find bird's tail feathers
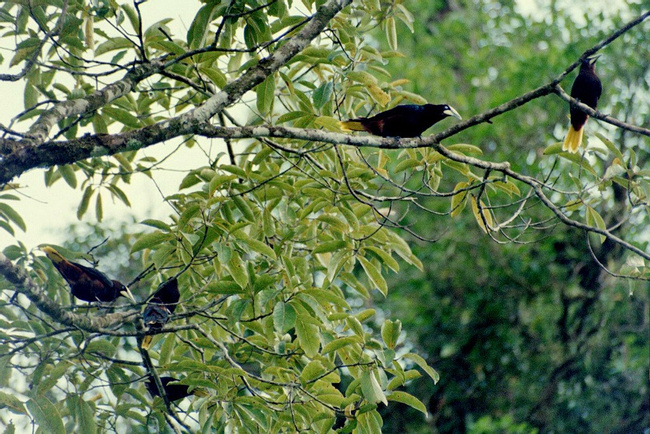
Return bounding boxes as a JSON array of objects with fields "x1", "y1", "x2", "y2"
[
  {"x1": 141, "y1": 335, "x2": 153, "y2": 350},
  {"x1": 339, "y1": 120, "x2": 365, "y2": 132},
  {"x1": 562, "y1": 125, "x2": 584, "y2": 153},
  {"x1": 42, "y1": 246, "x2": 66, "y2": 264}
]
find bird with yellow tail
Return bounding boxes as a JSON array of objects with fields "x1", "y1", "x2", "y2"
[
  {"x1": 141, "y1": 277, "x2": 180, "y2": 350},
  {"x1": 340, "y1": 103, "x2": 461, "y2": 138},
  {"x1": 563, "y1": 55, "x2": 602, "y2": 153}
]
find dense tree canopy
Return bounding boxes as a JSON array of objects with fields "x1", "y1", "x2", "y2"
[{"x1": 0, "y1": 0, "x2": 647, "y2": 432}]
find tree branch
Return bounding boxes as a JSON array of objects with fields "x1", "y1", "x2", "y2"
[
  {"x1": 553, "y1": 85, "x2": 650, "y2": 137},
  {"x1": 2, "y1": 4, "x2": 645, "y2": 186},
  {"x1": 0, "y1": 253, "x2": 139, "y2": 332}
]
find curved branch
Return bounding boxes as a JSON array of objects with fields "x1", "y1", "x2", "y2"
[
  {"x1": 25, "y1": 60, "x2": 165, "y2": 144},
  {"x1": 0, "y1": 0, "x2": 353, "y2": 180},
  {"x1": 1, "y1": 5, "x2": 645, "y2": 183},
  {"x1": 0, "y1": 253, "x2": 139, "y2": 332}
]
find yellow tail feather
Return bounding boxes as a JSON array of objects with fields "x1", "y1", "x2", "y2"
[
  {"x1": 42, "y1": 246, "x2": 65, "y2": 264},
  {"x1": 141, "y1": 335, "x2": 153, "y2": 350},
  {"x1": 562, "y1": 125, "x2": 584, "y2": 153},
  {"x1": 339, "y1": 120, "x2": 365, "y2": 132}
]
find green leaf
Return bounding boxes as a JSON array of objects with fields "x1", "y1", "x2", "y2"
[
  {"x1": 227, "y1": 251, "x2": 249, "y2": 288},
  {"x1": 313, "y1": 240, "x2": 349, "y2": 254},
  {"x1": 358, "y1": 256, "x2": 388, "y2": 296},
  {"x1": 394, "y1": 158, "x2": 422, "y2": 173},
  {"x1": 262, "y1": 206, "x2": 275, "y2": 237},
  {"x1": 295, "y1": 314, "x2": 320, "y2": 358},
  {"x1": 0, "y1": 203, "x2": 26, "y2": 232},
  {"x1": 317, "y1": 214, "x2": 348, "y2": 232},
  {"x1": 206, "y1": 280, "x2": 244, "y2": 295},
  {"x1": 357, "y1": 410, "x2": 383, "y2": 434},
  {"x1": 450, "y1": 182, "x2": 468, "y2": 217},
  {"x1": 385, "y1": 17, "x2": 398, "y2": 50},
  {"x1": 273, "y1": 301, "x2": 296, "y2": 334},
  {"x1": 95, "y1": 193, "x2": 103, "y2": 222},
  {"x1": 75, "y1": 397, "x2": 97, "y2": 434},
  {"x1": 364, "y1": 246, "x2": 399, "y2": 272},
  {"x1": 360, "y1": 370, "x2": 387, "y2": 406},
  {"x1": 542, "y1": 142, "x2": 563, "y2": 155},
  {"x1": 595, "y1": 132, "x2": 624, "y2": 161},
  {"x1": 447, "y1": 143, "x2": 483, "y2": 155},
  {"x1": 58, "y1": 165, "x2": 77, "y2": 189},
  {"x1": 103, "y1": 106, "x2": 140, "y2": 129},
  {"x1": 187, "y1": 3, "x2": 216, "y2": 49},
  {"x1": 26, "y1": 396, "x2": 65, "y2": 434},
  {"x1": 403, "y1": 353, "x2": 439, "y2": 384},
  {"x1": 322, "y1": 336, "x2": 361, "y2": 355},
  {"x1": 130, "y1": 231, "x2": 171, "y2": 253},
  {"x1": 0, "y1": 391, "x2": 26, "y2": 414},
  {"x1": 231, "y1": 195, "x2": 255, "y2": 222},
  {"x1": 346, "y1": 71, "x2": 378, "y2": 86},
  {"x1": 24, "y1": 83, "x2": 38, "y2": 109},
  {"x1": 140, "y1": 219, "x2": 171, "y2": 231},
  {"x1": 586, "y1": 206, "x2": 607, "y2": 243},
  {"x1": 94, "y1": 37, "x2": 132, "y2": 56},
  {"x1": 470, "y1": 195, "x2": 493, "y2": 233},
  {"x1": 256, "y1": 75, "x2": 276, "y2": 115},
  {"x1": 300, "y1": 360, "x2": 326, "y2": 385},
  {"x1": 36, "y1": 361, "x2": 70, "y2": 394},
  {"x1": 201, "y1": 66, "x2": 227, "y2": 89},
  {"x1": 277, "y1": 111, "x2": 312, "y2": 124},
  {"x1": 314, "y1": 115, "x2": 341, "y2": 131},
  {"x1": 313, "y1": 82, "x2": 333, "y2": 109},
  {"x1": 387, "y1": 391, "x2": 428, "y2": 416},
  {"x1": 235, "y1": 234, "x2": 276, "y2": 260},
  {"x1": 381, "y1": 319, "x2": 402, "y2": 350},
  {"x1": 77, "y1": 186, "x2": 94, "y2": 219}
]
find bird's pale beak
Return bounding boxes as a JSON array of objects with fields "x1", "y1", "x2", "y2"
[
  {"x1": 122, "y1": 286, "x2": 137, "y2": 303},
  {"x1": 444, "y1": 106, "x2": 462, "y2": 120},
  {"x1": 587, "y1": 54, "x2": 601, "y2": 65}
]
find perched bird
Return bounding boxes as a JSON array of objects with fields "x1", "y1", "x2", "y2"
[
  {"x1": 340, "y1": 104, "x2": 462, "y2": 138},
  {"x1": 145, "y1": 376, "x2": 204, "y2": 402},
  {"x1": 42, "y1": 246, "x2": 131, "y2": 303},
  {"x1": 141, "y1": 277, "x2": 180, "y2": 350},
  {"x1": 562, "y1": 55, "x2": 602, "y2": 153}
]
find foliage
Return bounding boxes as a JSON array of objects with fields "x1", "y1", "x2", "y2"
[{"x1": 0, "y1": 0, "x2": 647, "y2": 432}]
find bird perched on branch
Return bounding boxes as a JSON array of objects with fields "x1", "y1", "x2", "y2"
[
  {"x1": 145, "y1": 376, "x2": 207, "y2": 402},
  {"x1": 340, "y1": 104, "x2": 462, "y2": 138},
  {"x1": 563, "y1": 55, "x2": 602, "y2": 153},
  {"x1": 141, "y1": 277, "x2": 180, "y2": 350},
  {"x1": 42, "y1": 246, "x2": 132, "y2": 303}
]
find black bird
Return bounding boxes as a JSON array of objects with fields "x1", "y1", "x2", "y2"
[
  {"x1": 563, "y1": 55, "x2": 602, "y2": 153},
  {"x1": 340, "y1": 104, "x2": 462, "y2": 138},
  {"x1": 141, "y1": 277, "x2": 180, "y2": 349},
  {"x1": 145, "y1": 376, "x2": 204, "y2": 402},
  {"x1": 43, "y1": 246, "x2": 132, "y2": 303}
]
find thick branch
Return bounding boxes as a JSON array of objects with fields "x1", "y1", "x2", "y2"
[
  {"x1": 0, "y1": 253, "x2": 139, "y2": 332},
  {"x1": 2, "y1": 4, "x2": 645, "y2": 184},
  {"x1": 0, "y1": 0, "x2": 352, "y2": 182},
  {"x1": 26, "y1": 60, "x2": 165, "y2": 144}
]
